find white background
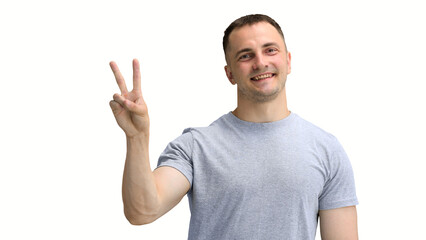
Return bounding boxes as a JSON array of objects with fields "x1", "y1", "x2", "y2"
[{"x1": 1, "y1": 0, "x2": 425, "y2": 239}]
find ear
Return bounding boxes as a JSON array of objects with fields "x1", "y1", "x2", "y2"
[
  {"x1": 224, "y1": 65, "x2": 236, "y2": 85},
  {"x1": 287, "y1": 51, "x2": 292, "y2": 74}
]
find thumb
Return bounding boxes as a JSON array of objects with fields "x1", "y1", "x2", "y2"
[{"x1": 122, "y1": 99, "x2": 144, "y2": 115}]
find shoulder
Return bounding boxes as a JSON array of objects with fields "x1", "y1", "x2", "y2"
[
  {"x1": 181, "y1": 113, "x2": 231, "y2": 138},
  {"x1": 292, "y1": 113, "x2": 344, "y2": 153}
]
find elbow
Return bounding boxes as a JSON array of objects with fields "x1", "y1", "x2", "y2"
[
  {"x1": 126, "y1": 214, "x2": 156, "y2": 225},
  {"x1": 124, "y1": 209, "x2": 159, "y2": 225},
  {"x1": 123, "y1": 197, "x2": 162, "y2": 225}
]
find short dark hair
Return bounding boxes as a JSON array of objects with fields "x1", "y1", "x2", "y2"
[{"x1": 223, "y1": 14, "x2": 287, "y2": 58}]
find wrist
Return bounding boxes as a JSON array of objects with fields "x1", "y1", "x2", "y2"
[{"x1": 126, "y1": 132, "x2": 149, "y2": 143}]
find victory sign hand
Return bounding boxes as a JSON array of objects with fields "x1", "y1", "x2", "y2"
[{"x1": 109, "y1": 59, "x2": 149, "y2": 138}]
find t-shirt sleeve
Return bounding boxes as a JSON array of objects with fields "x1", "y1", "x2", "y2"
[
  {"x1": 155, "y1": 129, "x2": 194, "y2": 187},
  {"x1": 319, "y1": 139, "x2": 359, "y2": 210}
]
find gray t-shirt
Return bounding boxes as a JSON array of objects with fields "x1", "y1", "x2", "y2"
[{"x1": 156, "y1": 112, "x2": 358, "y2": 240}]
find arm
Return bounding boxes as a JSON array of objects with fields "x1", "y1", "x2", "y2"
[
  {"x1": 110, "y1": 59, "x2": 190, "y2": 225},
  {"x1": 319, "y1": 206, "x2": 359, "y2": 240}
]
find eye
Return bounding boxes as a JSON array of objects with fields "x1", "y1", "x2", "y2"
[
  {"x1": 266, "y1": 48, "x2": 278, "y2": 55},
  {"x1": 238, "y1": 53, "x2": 252, "y2": 61}
]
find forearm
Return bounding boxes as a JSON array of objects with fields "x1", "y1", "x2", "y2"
[{"x1": 122, "y1": 133, "x2": 160, "y2": 224}]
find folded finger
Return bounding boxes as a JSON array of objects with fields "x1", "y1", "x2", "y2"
[
  {"x1": 113, "y1": 93, "x2": 126, "y2": 105},
  {"x1": 109, "y1": 100, "x2": 123, "y2": 115},
  {"x1": 113, "y1": 94, "x2": 143, "y2": 115}
]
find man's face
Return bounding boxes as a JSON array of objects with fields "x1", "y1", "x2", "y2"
[{"x1": 225, "y1": 22, "x2": 291, "y2": 103}]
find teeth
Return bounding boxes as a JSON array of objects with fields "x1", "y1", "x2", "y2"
[{"x1": 252, "y1": 73, "x2": 273, "y2": 81}]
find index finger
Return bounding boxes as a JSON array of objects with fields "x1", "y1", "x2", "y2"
[
  {"x1": 109, "y1": 61, "x2": 129, "y2": 94},
  {"x1": 132, "y1": 59, "x2": 141, "y2": 92}
]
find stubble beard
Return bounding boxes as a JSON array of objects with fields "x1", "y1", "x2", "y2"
[{"x1": 238, "y1": 76, "x2": 287, "y2": 103}]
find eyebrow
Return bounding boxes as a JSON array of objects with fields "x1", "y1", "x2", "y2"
[{"x1": 234, "y1": 42, "x2": 280, "y2": 59}]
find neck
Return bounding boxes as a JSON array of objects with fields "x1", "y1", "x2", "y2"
[{"x1": 233, "y1": 88, "x2": 290, "y2": 123}]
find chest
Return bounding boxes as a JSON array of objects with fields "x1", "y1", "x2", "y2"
[{"x1": 191, "y1": 138, "x2": 328, "y2": 202}]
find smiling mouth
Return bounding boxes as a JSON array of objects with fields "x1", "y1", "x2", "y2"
[{"x1": 250, "y1": 73, "x2": 276, "y2": 81}]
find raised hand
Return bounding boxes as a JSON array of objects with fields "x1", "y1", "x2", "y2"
[{"x1": 109, "y1": 59, "x2": 149, "y2": 138}]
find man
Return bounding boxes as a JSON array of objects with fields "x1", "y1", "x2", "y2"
[{"x1": 109, "y1": 14, "x2": 358, "y2": 240}]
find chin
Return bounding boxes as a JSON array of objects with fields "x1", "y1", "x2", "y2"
[{"x1": 249, "y1": 90, "x2": 281, "y2": 103}]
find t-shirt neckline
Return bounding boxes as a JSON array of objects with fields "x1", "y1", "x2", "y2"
[{"x1": 225, "y1": 111, "x2": 296, "y2": 130}]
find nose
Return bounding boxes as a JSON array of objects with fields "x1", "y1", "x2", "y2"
[{"x1": 252, "y1": 54, "x2": 268, "y2": 70}]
